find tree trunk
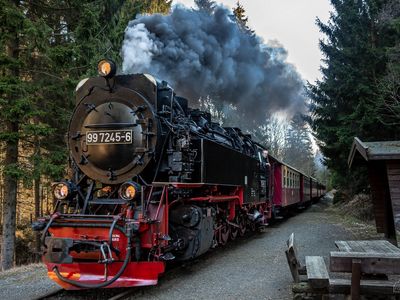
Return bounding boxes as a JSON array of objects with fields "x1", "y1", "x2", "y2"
[
  {"x1": 34, "y1": 135, "x2": 41, "y2": 262},
  {"x1": 1, "y1": 0, "x2": 20, "y2": 270},
  {"x1": 34, "y1": 177, "x2": 41, "y2": 261},
  {"x1": 1, "y1": 121, "x2": 19, "y2": 271}
]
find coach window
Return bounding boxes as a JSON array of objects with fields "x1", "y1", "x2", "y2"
[
  {"x1": 286, "y1": 169, "x2": 288, "y2": 188},
  {"x1": 287, "y1": 171, "x2": 290, "y2": 188},
  {"x1": 293, "y1": 173, "x2": 295, "y2": 188},
  {"x1": 285, "y1": 170, "x2": 288, "y2": 188},
  {"x1": 283, "y1": 169, "x2": 286, "y2": 188},
  {"x1": 285, "y1": 171, "x2": 288, "y2": 188},
  {"x1": 282, "y1": 169, "x2": 284, "y2": 188}
]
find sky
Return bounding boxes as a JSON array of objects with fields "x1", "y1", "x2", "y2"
[{"x1": 173, "y1": 0, "x2": 332, "y2": 84}]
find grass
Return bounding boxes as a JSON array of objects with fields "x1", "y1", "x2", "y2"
[{"x1": 325, "y1": 192, "x2": 388, "y2": 240}]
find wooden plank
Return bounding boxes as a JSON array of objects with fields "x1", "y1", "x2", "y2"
[
  {"x1": 347, "y1": 241, "x2": 367, "y2": 252},
  {"x1": 335, "y1": 241, "x2": 352, "y2": 252},
  {"x1": 285, "y1": 233, "x2": 301, "y2": 283},
  {"x1": 341, "y1": 240, "x2": 399, "y2": 253},
  {"x1": 285, "y1": 250, "x2": 299, "y2": 283},
  {"x1": 387, "y1": 161, "x2": 400, "y2": 242},
  {"x1": 329, "y1": 278, "x2": 400, "y2": 295},
  {"x1": 363, "y1": 240, "x2": 400, "y2": 253},
  {"x1": 305, "y1": 256, "x2": 329, "y2": 289},
  {"x1": 330, "y1": 251, "x2": 400, "y2": 274}
]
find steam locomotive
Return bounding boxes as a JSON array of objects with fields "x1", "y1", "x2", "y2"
[{"x1": 34, "y1": 59, "x2": 326, "y2": 289}]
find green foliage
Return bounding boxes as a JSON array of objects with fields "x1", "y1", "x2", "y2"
[
  {"x1": 0, "y1": 0, "x2": 173, "y2": 183},
  {"x1": 308, "y1": 0, "x2": 400, "y2": 191},
  {"x1": 232, "y1": 1, "x2": 253, "y2": 34}
]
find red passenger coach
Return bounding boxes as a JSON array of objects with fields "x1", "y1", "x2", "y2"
[
  {"x1": 311, "y1": 178, "x2": 316, "y2": 200},
  {"x1": 268, "y1": 154, "x2": 325, "y2": 217},
  {"x1": 302, "y1": 175, "x2": 312, "y2": 205},
  {"x1": 269, "y1": 157, "x2": 302, "y2": 215}
]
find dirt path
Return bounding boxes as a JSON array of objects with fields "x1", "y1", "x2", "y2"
[{"x1": 0, "y1": 194, "x2": 366, "y2": 300}]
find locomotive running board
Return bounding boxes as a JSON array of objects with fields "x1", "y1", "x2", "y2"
[{"x1": 46, "y1": 261, "x2": 165, "y2": 290}]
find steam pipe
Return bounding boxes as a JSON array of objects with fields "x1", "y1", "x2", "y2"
[{"x1": 40, "y1": 213, "x2": 60, "y2": 247}]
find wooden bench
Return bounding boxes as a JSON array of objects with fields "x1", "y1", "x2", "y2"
[
  {"x1": 285, "y1": 233, "x2": 306, "y2": 283},
  {"x1": 330, "y1": 240, "x2": 400, "y2": 300},
  {"x1": 286, "y1": 236, "x2": 400, "y2": 299},
  {"x1": 286, "y1": 233, "x2": 331, "y2": 300}
]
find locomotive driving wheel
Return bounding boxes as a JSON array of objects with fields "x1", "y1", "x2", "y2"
[
  {"x1": 249, "y1": 221, "x2": 256, "y2": 232},
  {"x1": 238, "y1": 215, "x2": 246, "y2": 236},
  {"x1": 229, "y1": 217, "x2": 239, "y2": 240},
  {"x1": 229, "y1": 224, "x2": 238, "y2": 240},
  {"x1": 218, "y1": 222, "x2": 230, "y2": 245}
]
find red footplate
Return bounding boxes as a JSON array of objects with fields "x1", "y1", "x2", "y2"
[{"x1": 46, "y1": 262, "x2": 165, "y2": 290}]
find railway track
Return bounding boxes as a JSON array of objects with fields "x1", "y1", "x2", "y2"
[
  {"x1": 35, "y1": 287, "x2": 138, "y2": 300},
  {"x1": 33, "y1": 288, "x2": 64, "y2": 300}
]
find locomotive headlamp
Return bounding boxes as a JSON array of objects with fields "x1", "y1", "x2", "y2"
[
  {"x1": 97, "y1": 59, "x2": 116, "y2": 78},
  {"x1": 118, "y1": 181, "x2": 141, "y2": 201},
  {"x1": 53, "y1": 181, "x2": 76, "y2": 200}
]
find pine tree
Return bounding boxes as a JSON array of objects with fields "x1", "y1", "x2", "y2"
[
  {"x1": 0, "y1": 0, "x2": 49, "y2": 270},
  {"x1": 143, "y1": 0, "x2": 171, "y2": 14},
  {"x1": 195, "y1": 0, "x2": 216, "y2": 14},
  {"x1": 232, "y1": 1, "x2": 253, "y2": 34},
  {"x1": 308, "y1": 0, "x2": 395, "y2": 191}
]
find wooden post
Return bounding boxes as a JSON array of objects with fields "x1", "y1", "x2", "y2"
[
  {"x1": 351, "y1": 259, "x2": 361, "y2": 300},
  {"x1": 368, "y1": 162, "x2": 397, "y2": 244},
  {"x1": 386, "y1": 161, "x2": 400, "y2": 245}
]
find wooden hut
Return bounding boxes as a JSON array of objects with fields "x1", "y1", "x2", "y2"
[{"x1": 348, "y1": 137, "x2": 400, "y2": 245}]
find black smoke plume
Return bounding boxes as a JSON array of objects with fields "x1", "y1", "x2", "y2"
[{"x1": 122, "y1": 5, "x2": 305, "y2": 122}]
